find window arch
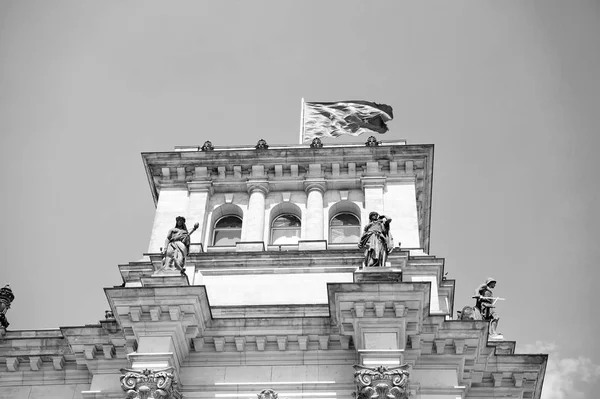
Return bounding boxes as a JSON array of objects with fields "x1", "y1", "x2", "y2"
[
  {"x1": 209, "y1": 203, "x2": 244, "y2": 247},
  {"x1": 328, "y1": 200, "x2": 362, "y2": 244},
  {"x1": 271, "y1": 214, "x2": 301, "y2": 245},
  {"x1": 329, "y1": 213, "x2": 361, "y2": 243},
  {"x1": 212, "y1": 215, "x2": 242, "y2": 246}
]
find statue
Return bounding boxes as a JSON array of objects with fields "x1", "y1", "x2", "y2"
[
  {"x1": 358, "y1": 212, "x2": 394, "y2": 267},
  {"x1": 0, "y1": 284, "x2": 15, "y2": 331},
  {"x1": 160, "y1": 216, "x2": 199, "y2": 274},
  {"x1": 457, "y1": 277, "x2": 504, "y2": 338},
  {"x1": 354, "y1": 364, "x2": 410, "y2": 399}
]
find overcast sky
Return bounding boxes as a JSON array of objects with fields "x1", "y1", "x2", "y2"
[{"x1": 1, "y1": 1, "x2": 599, "y2": 398}]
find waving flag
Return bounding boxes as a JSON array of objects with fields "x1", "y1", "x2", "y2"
[{"x1": 301, "y1": 100, "x2": 393, "y2": 143}]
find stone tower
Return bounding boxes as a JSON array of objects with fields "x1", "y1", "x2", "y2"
[{"x1": 0, "y1": 138, "x2": 547, "y2": 399}]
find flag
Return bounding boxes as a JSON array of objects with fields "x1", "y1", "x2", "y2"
[{"x1": 302, "y1": 101, "x2": 393, "y2": 143}]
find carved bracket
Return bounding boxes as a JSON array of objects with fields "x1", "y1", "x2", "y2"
[
  {"x1": 120, "y1": 367, "x2": 181, "y2": 399},
  {"x1": 353, "y1": 365, "x2": 410, "y2": 399}
]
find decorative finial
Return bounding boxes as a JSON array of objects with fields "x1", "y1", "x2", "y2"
[
  {"x1": 201, "y1": 140, "x2": 214, "y2": 151},
  {"x1": 365, "y1": 136, "x2": 380, "y2": 147},
  {"x1": 105, "y1": 310, "x2": 115, "y2": 320},
  {"x1": 255, "y1": 139, "x2": 269, "y2": 150},
  {"x1": 310, "y1": 138, "x2": 323, "y2": 148}
]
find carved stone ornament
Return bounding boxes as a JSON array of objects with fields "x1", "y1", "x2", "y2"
[
  {"x1": 353, "y1": 365, "x2": 410, "y2": 399},
  {"x1": 365, "y1": 136, "x2": 380, "y2": 147},
  {"x1": 201, "y1": 140, "x2": 214, "y2": 151},
  {"x1": 257, "y1": 389, "x2": 279, "y2": 399},
  {"x1": 105, "y1": 310, "x2": 115, "y2": 320},
  {"x1": 0, "y1": 284, "x2": 15, "y2": 329},
  {"x1": 255, "y1": 138, "x2": 269, "y2": 150},
  {"x1": 310, "y1": 137, "x2": 323, "y2": 148},
  {"x1": 120, "y1": 368, "x2": 182, "y2": 399}
]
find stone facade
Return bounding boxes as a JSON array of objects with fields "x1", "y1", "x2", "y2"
[{"x1": 0, "y1": 140, "x2": 547, "y2": 399}]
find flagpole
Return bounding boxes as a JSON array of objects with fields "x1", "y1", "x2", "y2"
[{"x1": 299, "y1": 97, "x2": 305, "y2": 144}]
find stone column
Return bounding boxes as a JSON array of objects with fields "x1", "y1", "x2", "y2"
[
  {"x1": 242, "y1": 181, "x2": 269, "y2": 242},
  {"x1": 304, "y1": 180, "x2": 326, "y2": 240}
]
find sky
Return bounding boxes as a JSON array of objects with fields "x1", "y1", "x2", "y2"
[{"x1": 1, "y1": 1, "x2": 599, "y2": 398}]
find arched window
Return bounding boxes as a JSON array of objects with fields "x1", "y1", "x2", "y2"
[
  {"x1": 329, "y1": 213, "x2": 360, "y2": 243},
  {"x1": 271, "y1": 214, "x2": 301, "y2": 245},
  {"x1": 212, "y1": 215, "x2": 242, "y2": 246}
]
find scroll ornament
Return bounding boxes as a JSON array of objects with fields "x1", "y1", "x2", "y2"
[
  {"x1": 354, "y1": 365, "x2": 410, "y2": 399},
  {"x1": 120, "y1": 368, "x2": 181, "y2": 399}
]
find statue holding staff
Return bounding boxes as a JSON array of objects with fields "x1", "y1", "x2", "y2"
[
  {"x1": 358, "y1": 211, "x2": 394, "y2": 267},
  {"x1": 160, "y1": 216, "x2": 199, "y2": 274}
]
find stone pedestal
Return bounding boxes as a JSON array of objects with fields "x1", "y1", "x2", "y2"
[{"x1": 354, "y1": 267, "x2": 403, "y2": 283}]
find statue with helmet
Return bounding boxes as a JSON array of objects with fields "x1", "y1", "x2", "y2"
[{"x1": 457, "y1": 277, "x2": 504, "y2": 339}]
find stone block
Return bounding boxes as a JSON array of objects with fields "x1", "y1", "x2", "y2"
[
  {"x1": 374, "y1": 302, "x2": 385, "y2": 317},
  {"x1": 340, "y1": 335, "x2": 350, "y2": 350},
  {"x1": 297, "y1": 335, "x2": 308, "y2": 350},
  {"x1": 149, "y1": 306, "x2": 162, "y2": 321},
  {"x1": 256, "y1": 336, "x2": 266, "y2": 351},
  {"x1": 235, "y1": 337, "x2": 246, "y2": 352},
  {"x1": 277, "y1": 336, "x2": 287, "y2": 351},
  {"x1": 236, "y1": 241, "x2": 265, "y2": 252},
  {"x1": 6, "y1": 357, "x2": 20, "y2": 371},
  {"x1": 84, "y1": 345, "x2": 97, "y2": 360},
  {"x1": 193, "y1": 337, "x2": 205, "y2": 351},
  {"x1": 29, "y1": 356, "x2": 42, "y2": 371},
  {"x1": 214, "y1": 337, "x2": 225, "y2": 352},
  {"x1": 434, "y1": 339, "x2": 446, "y2": 354},
  {"x1": 492, "y1": 372, "x2": 504, "y2": 387},
  {"x1": 454, "y1": 339, "x2": 465, "y2": 355},
  {"x1": 52, "y1": 356, "x2": 65, "y2": 370},
  {"x1": 298, "y1": 240, "x2": 327, "y2": 251},
  {"x1": 354, "y1": 302, "x2": 366, "y2": 317},
  {"x1": 169, "y1": 306, "x2": 182, "y2": 321},
  {"x1": 319, "y1": 335, "x2": 329, "y2": 350},
  {"x1": 354, "y1": 267, "x2": 402, "y2": 283}
]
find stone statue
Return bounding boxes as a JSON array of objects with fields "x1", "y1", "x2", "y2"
[
  {"x1": 160, "y1": 216, "x2": 199, "y2": 274},
  {"x1": 457, "y1": 277, "x2": 503, "y2": 338},
  {"x1": 354, "y1": 364, "x2": 410, "y2": 399},
  {"x1": 358, "y1": 212, "x2": 394, "y2": 267},
  {"x1": 474, "y1": 277, "x2": 501, "y2": 337},
  {"x1": 0, "y1": 284, "x2": 15, "y2": 331}
]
